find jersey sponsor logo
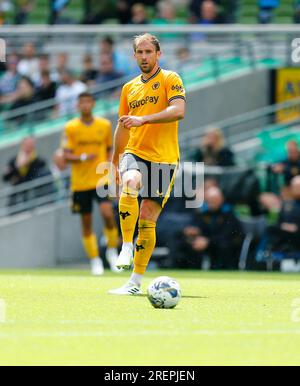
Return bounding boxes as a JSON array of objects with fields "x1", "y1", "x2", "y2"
[
  {"x1": 172, "y1": 84, "x2": 185, "y2": 93},
  {"x1": 152, "y1": 82, "x2": 160, "y2": 90},
  {"x1": 129, "y1": 96, "x2": 160, "y2": 109},
  {"x1": 78, "y1": 140, "x2": 102, "y2": 146}
]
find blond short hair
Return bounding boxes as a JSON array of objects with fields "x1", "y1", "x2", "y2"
[{"x1": 133, "y1": 33, "x2": 161, "y2": 52}]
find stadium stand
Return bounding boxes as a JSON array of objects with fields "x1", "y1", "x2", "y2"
[
  {"x1": 1, "y1": 25, "x2": 300, "y2": 272},
  {"x1": 0, "y1": 0, "x2": 299, "y2": 25}
]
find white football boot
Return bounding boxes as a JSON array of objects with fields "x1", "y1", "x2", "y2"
[
  {"x1": 108, "y1": 281, "x2": 141, "y2": 296},
  {"x1": 106, "y1": 248, "x2": 122, "y2": 273},
  {"x1": 90, "y1": 257, "x2": 104, "y2": 276},
  {"x1": 115, "y1": 243, "x2": 134, "y2": 270}
]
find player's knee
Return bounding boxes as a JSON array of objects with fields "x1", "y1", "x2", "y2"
[
  {"x1": 82, "y1": 227, "x2": 93, "y2": 238},
  {"x1": 81, "y1": 217, "x2": 93, "y2": 237},
  {"x1": 139, "y1": 200, "x2": 161, "y2": 222},
  {"x1": 122, "y1": 171, "x2": 141, "y2": 191},
  {"x1": 102, "y1": 210, "x2": 115, "y2": 228}
]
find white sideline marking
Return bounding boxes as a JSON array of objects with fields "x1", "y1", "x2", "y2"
[{"x1": 0, "y1": 330, "x2": 300, "y2": 339}]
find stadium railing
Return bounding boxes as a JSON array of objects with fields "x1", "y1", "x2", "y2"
[
  {"x1": 0, "y1": 171, "x2": 70, "y2": 218},
  {"x1": 181, "y1": 96, "x2": 300, "y2": 164},
  {"x1": 0, "y1": 58, "x2": 283, "y2": 145},
  {"x1": 1, "y1": 25, "x2": 298, "y2": 145},
  {"x1": 2, "y1": 96, "x2": 300, "y2": 219}
]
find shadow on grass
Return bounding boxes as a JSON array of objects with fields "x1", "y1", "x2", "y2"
[{"x1": 139, "y1": 294, "x2": 208, "y2": 300}]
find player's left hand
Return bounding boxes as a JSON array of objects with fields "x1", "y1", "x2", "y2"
[{"x1": 119, "y1": 115, "x2": 146, "y2": 129}]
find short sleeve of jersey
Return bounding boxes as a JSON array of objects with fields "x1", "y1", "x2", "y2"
[
  {"x1": 119, "y1": 85, "x2": 129, "y2": 117},
  {"x1": 62, "y1": 123, "x2": 75, "y2": 151},
  {"x1": 166, "y1": 72, "x2": 186, "y2": 105}
]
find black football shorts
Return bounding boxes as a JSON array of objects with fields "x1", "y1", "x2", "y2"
[{"x1": 119, "y1": 153, "x2": 178, "y2": 208}]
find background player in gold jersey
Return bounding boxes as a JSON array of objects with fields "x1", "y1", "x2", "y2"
[
  {"x1": 109, "y1": 34, "x2": 186, "y2": 295},
  {"x1": 63, "y1": 93, "x2": 120, "y2": 276}
]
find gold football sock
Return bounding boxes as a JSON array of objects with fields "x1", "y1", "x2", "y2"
[
  {"x1": 104, "y1": 226, "x2": 119, "y2": 249},
  {"x1": 82, "y1": 233, "x2": 99, "y2": 260},
  {"x1": 119, "y1": 186, "x2": 139, "y2": 243},
  {"x1": 133, "y1": 220, "x2": 157, "y2": 275}
]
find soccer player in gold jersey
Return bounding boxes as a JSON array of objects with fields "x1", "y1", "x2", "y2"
[
  {"x1": 63, "y1": 92, "x2": 120, "y2": 276},
  {"x1": 109, "y1": 34, "x2": 186, "y2": 295}
]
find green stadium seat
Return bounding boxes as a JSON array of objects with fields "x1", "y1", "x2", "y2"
[
  {"x1": 238, "y1": 16, "x2": 259, "y2": 23},
  {"x1": 239, "y1": 0, "x2": 258, "y2": 4},
  {"x1": 273, "y1": 15, "x2": 294, "y2": 23}
]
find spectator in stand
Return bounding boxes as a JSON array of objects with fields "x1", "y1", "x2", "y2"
[
  {"x1": 258, "y1": 0, "x2": 279, "y2": 24},
  {"x1": 0, "y1": 0, "x2": 13, "y2": 25},
  {"x1": 189, "y1": 0, "x2": 202, "y2": 21},
  {"x1": 15, "y1": 0, "x2": 34, "y2": 24},
  {"x1": 33, "y1": 54, "x2": 55, "y2": 86},
  {"x1": 38, "y1": 54, "x2": 51, "y2": 72},
  {"x1": 96, "y1": 54, "x2": 123, "y2": 84},
  {"x1": 189, "y1": 0, "x2": 223, "y2": 41},
  {"x1": 192, "y1": 127, "x2": 235, "y2": 167},
  {"x1": 55, "y1": 70, "x2": 87, "y2": 117},
  {"x1": 261, "y1": 176, "x2": 300, "y2": 255},
  {"x1": 17, "y1": 43, "x2": 40, "y2": 81},
  {"x1": 49, "y1": 0, "x2": 71, "y2": 24},
  {"x1": 176, "y1": 47, "x2": 191, "y2": 65},
  {"x1": 152, "y1": 0, "x2": 187, "y2": 40},
  {"x1": 198, "y1": 0, "x2": 223, "y2": 24},
  {"x1": 0, "y1": 54, "x2": 21, "y2": 105},
  {"x1": 116, "y1": 0, "x2": 132, "y2": 24},
  {"x1": 34, "y1": 70, "x2": 57, "y2": 120},
  {"x1": 80, "y1": 54, "x2": 98, "y2": 87},
  {"x1": 115, "y1": 0, "x2": 159, "y2": 24},
  {"x1": 35, "y1": 70, "x2": 57, "y2": 114},
  {"x1": 4, "y1": 76, "x2": 36, "y2": 124},
  {"x1": 153, "y1": 0, "x2": 186, "y2": 31},
  {"x1": 52, "y1": 52, "x2": 70, "y2": 83},
  {"x1": 271, "y1": 141, "x2": 300, "y2": 188},
  {"x1": 295, "y1": 1, "x2": 300, "y2": 23},
  {"x1": 99, "y1": 36, "x2": 130, "y2": 76},
  {"x1": 2, "y1": 137, "x2": 50, "y2": 207},
  {"x1": 175, "y1": 47, "x2": 192, "y2": 76},
  {"x1": 83, "y1": 0, "x2": 116, "y2": 24},
  {"x1": 130, "y1": 3, "x2": 149, "y2": 24},
  {"x1": 95, "y1": 54, "x2": 123, "y2": 97},
  {"x1": 179, "y1": 187, "x2": 244, "y2": 270}
]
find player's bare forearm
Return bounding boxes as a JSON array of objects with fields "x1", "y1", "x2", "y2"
[
  {"x1": 63, "y1": 150, "x2": 81, "y2": 163},
  {"x1": 120, "y1": 99, "x2": 186, "y2": 128},
  {"x1": 63, "y1": 149, "x2": 96, "y2": 163},
  {"x1": 112, "y1": 122, "x2": 130, "y2": 166},
  {"x1": 107, "y1": 148, "x2": 113, "y2": 162},
  {"x1": 145, "y1": 99, "x2": 186, "y2": 124}
]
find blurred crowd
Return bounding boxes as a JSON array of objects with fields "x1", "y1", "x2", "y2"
[
  {"x1": 1, "y1": 0, "x2": 299, "y2": 26},
  {"x1": 0, "y1": 37, "x2": 196, "y2": 123},
  {"x1": 0, "y1": 38, "x2": 129, "y2": 121},
  {"x1": 0, "y1": 1, "x2": 227, "y2": 25},
  {"x1": 3, "y1": 129, "x2": 300, "y2": 272},
  {"x1": 156, "y1": 129, "x2": 300, "y2": 272}
]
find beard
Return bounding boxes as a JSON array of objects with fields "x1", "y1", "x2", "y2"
[{"x1": 139, "y1": 63, "x2": 154, "y2": 73}]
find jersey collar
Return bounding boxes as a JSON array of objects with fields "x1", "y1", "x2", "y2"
[{"x1": 141, "y1": 67, "x2": 161, "y2": 84}]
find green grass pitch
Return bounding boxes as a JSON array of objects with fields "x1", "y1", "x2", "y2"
[{"x1": 0, "y1": 269, "x2": 300, "y2": 366}]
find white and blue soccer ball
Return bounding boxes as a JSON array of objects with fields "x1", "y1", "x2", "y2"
[{"x1": 147, "y1": 276, "x2": 181, "y2": 309}]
